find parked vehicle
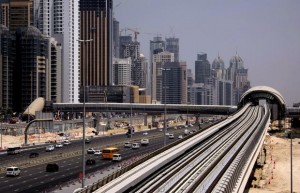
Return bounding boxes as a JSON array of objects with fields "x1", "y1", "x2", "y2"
[
  {"x1": 184, "y1": 129, "x2": 190, "y2": 135},
  {"x1": 45, "y1": 145, "x2": 55, "y2": 152},
  {"x1": 6, "y1": 167, "x2": 21, "y2": 176},
  {"x1": 46, "y1": 163, "x2": 59, "y2": 172},
  {"x1": 112, "y1": 154, "x2": 122, "y2": 161},
  {"x1": 132, "y1": 143, "x2": 140, "y2": 149},
  {"x1": 85, "y1": 138, "x2": 91, "y2": 144},
  {"x1": 124, "y1": 142, "x2": 132, "y2": 148},
  {"x1": 29, "y1": 152, "x2": 39, "y2": 158},
  {"x1": 178, "y1": 135, "x2": 183, "y2": 139},
  {"x1": 141, "y1": 138, "x2": 149, "y2": 146},
  {"x1": 143, "y1": 132, "x2": 148, "y2": 135}
]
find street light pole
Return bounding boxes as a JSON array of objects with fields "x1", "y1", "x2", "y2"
[
  {"x1": 162, "y1": 68, "x2": 170, "y2": 147},
  {"x1": 77, "y1": 39, "x2": 93, "y2": 188}
]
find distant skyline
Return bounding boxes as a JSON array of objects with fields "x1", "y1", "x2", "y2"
[{"x1": 114, "y1": 0, "x2": 300, "y2": 106}]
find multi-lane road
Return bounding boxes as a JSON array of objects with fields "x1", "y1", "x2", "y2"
[{"x1": 0, "y1": 125, "x2": 200, "y2": 193}]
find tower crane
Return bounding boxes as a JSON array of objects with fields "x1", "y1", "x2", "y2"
[{"x1": 126, "y1": 28, "x2": 140, "y2": 42}]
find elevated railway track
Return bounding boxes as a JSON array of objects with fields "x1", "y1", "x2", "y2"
[{"x1": 82, "y1": 103, "x2": 270, "y2": 193}]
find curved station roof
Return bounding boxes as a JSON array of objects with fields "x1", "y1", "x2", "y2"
[{"x1": 239, "y1": 86, "x2": 286, "y2": 118}]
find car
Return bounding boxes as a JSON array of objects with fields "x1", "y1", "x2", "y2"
[
  {"x1": 46, "y1": 163, "x2": 59, "y2": 172},
  {"x1": 85, "y1": 138, "x2": 91, "y2": 144},
  {"x1": 86, "y1": 158, "x2": 96, "y2": 165},
  {"x1": 184, "y1": 129, "x2": 190, "y2": 135},
  {"x1": 29, "y1": 152, "x2": 39, "y2": 158},
  {"x1": 6, "y1": 167, "x2": 21, "y2": 176},
  {"x1": 165, "y1": 132, "x2": 170, "y2": 136},
  {"x1": 112, "y1": 154, "x2": 122, "y2": 161},
  {"x1": 184, "y1": 125, "x2": 188, "y2": 128},
  {"x1": 124, "y1": 142, "x2": 132, "y2": 148},
  {"x1": 94, "y1": 150, "x2": 102, "y2": 156},
  {"x1": 141, "y1": 138, "x2": 149, "y2": 146},
  {"x1": 55, "y1": 143, "x2": 63, "y2": 148},
  {"x1": 168, "y1": 134, "x2": 174, "y2": 139},
  {"x1": 63, "y1": 140, "x2": 71, "y2": 145},
  {"x1": 188, "y1": 124, "x2": 193, "y2": 127},
  {"x1": 132, "y1": 143, "x2": 140, "y2": 149},
  {"x1": 45, "y1": 145, "x2": 55, "y2": 152},
  {"x1": 178, "y1": 135, "x2": 183, "y2": 139},
  {"x1": 143, "y1": 132, "x2": 148, "y2": 135},
  {"x1": 87, "y1": 148, "x2": 95, "y2": 154}
]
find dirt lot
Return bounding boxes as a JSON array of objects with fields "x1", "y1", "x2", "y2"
[{"x1": 248, "y1": 133, "x2": 300, "y2": 193}]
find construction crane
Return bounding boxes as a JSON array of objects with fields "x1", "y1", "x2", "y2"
[{"x1": 126, "y1": 28, "x2": 140, "y2": 42}]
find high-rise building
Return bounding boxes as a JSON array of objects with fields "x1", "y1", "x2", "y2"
[
  {"x1": 0, "y1": 0, "x2": 34, "y2": 31},
  {"x1": 227, "y1": 53, "x2": 250, "y2": 104},
  {"x1": 112, "y1": 57, "x2": 131, "y2": 86},
  {"x1": 165, "y1": 37, "x2": 179, "y2": 62},
  {"x1": 113, "y1": 18, "x2": 119, "y2": 58},
  {"x1": 211, "y1": 54, "x2": 233, "y2": 105},
  {"x1": 162, "y1": 61, "x2": 187, "y2": 104},
  {"x1": 152, "y1": 51, "x2": 174, "y2": 103},
  {"x1": 79, "y1": 0, "x2": 113, "y2": 102},
  {"x1": 148, "y1": 36, "x2": 165, "y2": 96},
  {"x1": 195, "y1": 52, "x2": 211, "y2": 84},
  {"x1": 0, "y1": 25, "x2": 14, "y2": 110},
  {"x1": 34, "y1": 0, "x2": 80, "y2": 103}
]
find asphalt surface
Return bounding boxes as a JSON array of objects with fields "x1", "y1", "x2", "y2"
[{"x1": 0, "y1": 125, "x2": 196, "y2": 193}]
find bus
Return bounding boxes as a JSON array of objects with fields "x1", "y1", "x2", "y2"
[
  {"x1": 7, "y1": 147, "x2": 21, "y2": 155},
  {"x1": 101, "y1": 147, "x2": 119, "y2": 159}
]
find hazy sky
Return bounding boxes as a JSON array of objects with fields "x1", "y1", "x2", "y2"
[{"x1": 114, "y1": 0, "x2": 300, "y2": 106}]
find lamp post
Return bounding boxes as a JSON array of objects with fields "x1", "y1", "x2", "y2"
[
  {"x1": 162, "y1": 68, "x2": 170, "y2": 146},
  {"x1": 77, "y1": 38, "x2": 93, "y2": 188}
]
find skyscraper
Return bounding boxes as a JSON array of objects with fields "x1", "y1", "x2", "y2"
[
  {"x1": 195, "y1": 53, "x2": 211, "y2": 84},
  {"x1": 148, "y1": 36, "x2": 165, "y2": 96},
  {"x1": 165, "y1": 37, "x2": 179, "y2": 62},
  {"x1": 79, "y1": 0, "x2": 113, "y2": 102},
  {"x1": 227, "y1": 53, "x2": 250, "y2": 104},
  {"x1": 34, "y1": 0, "x2": 80, "y2": 103},
  {"x1": 152, "y1": 51, "x2": 174, "y2": 103}
]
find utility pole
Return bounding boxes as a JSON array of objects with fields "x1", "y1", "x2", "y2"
[{"x1": 77, "y1": 38, "x2": 93, "y2": 188}]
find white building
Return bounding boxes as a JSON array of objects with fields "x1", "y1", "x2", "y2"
[
  {"x1": 113, "y1": 58, "x2": 132, "y2": 86},
  {"x1": 35, "y1": 0, "x2": 80, "y2": 103}
]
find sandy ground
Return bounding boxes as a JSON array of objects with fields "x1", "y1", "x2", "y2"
[
  {"x1": 248, "y1": 135, "x2": 300, "y2": 193},
  {"x1": 1, "y1": 125, "x2": 299, "y2": 193}
]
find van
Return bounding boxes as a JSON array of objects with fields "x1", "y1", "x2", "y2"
[
  {"x1": 112, "y1": 154, "x2": 122, "y2": 161},
  {"x1": 6, "y1": 167, "x2": 21, "y2": 176}
]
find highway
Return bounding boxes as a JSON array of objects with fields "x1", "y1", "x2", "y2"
[{"x1": 0, "y1": 124, "x2": 199, "y2": 193}]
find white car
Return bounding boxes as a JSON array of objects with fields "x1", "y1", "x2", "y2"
[
  {"x1": 55, "y1": 143, "x2": 63, "y2": 148},
  {"x1": 94, "y1": 150, "x2": 102, "y2": 156},
  {"x1": 124, "y1": 142, "x2": 132, "y2": 148},
  {"x1": 178, "y1": 135, "x2": 183, "y2": 139},
  {"x1": 143, "y1": 132, "x2": 148, "y2": 135},
  {"x1": 112, "y1": 154, "x2": 122, "y2": 161},
  {"x1": 168, "y1": 134, "x2": 174, "y2": 139},
  {"x1": 141, "y1": 138, "x2": 149, "y2": 146},
  {"x1": 6, "y1": 167, "x2": 21, "y2": 177},
  {"x1": 87, "y1": 148, "x2": 95, "y2": 154},
  {"x1": 132, "y1": 143, "x2": 140, "y2": 149},
  {"x1": 45, "y1": 145, "x2": 55, "y2": 152},
  {"x1": 63, "y1": 140, "x2": 71, "y2": 145}
]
